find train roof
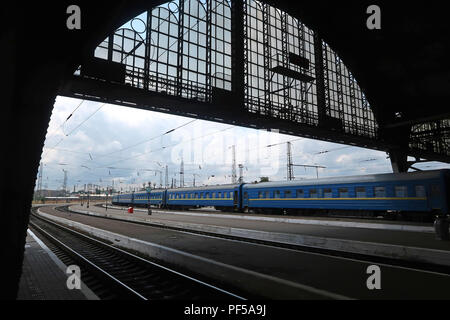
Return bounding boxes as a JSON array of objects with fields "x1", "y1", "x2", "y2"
[
  {"x1": 167, "y1": 184, "x2": 240, "y2": 192},
  {"x1": 243, "y1": 169, "x2": 449, "y2": 189}
]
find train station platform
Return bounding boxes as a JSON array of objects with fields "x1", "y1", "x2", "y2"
[
  {"x1": 35, "y1": 205, "x2": 450, "y2": 299},
  {"x1": 39, "y1": 204, "x2": 450, "y2": 267},
  {"x1": 17, "y1": 229, "x2": 98, "y2": 300}
]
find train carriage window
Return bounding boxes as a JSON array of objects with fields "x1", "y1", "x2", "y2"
[
  {"x1": 285, "y1": 190, "x2": 292, "y2": 198},
  {"x1": 324, "y1": 188, "x2": 333, "y2": 198},
  {"x1": 395, "y1": 186, "x2": 408, "y2": 198},
  {"x1": 275, "y1": 190, "x2": 281, "y2": 198},
  {"x1": 356, "y1": 187, "x2": 366, "y2": 198},
  {"x1": 218, "y1": 192, "x2": 221, "y2": 198},
  {"x1": 310, "y1": 189, "x2": 318, "y2": 198},
  {"x1": 339, "y1": 188, "x2": 349, "y2": 198},
  {"x1": 296, "y1": 189, "x2": 304, "y2": 198},
  {"x1": 415, "y1": 186, "x2": 426, "y2": 198},
  {"x1": 258, "y1": 191, "x2": 263, "y2": 199},
  {"x1": 244, "y1": 192, "x2": 248, "y2": 200},
  {"x1": 374, "y1": 187, "x2": 386, "y2": 197}
]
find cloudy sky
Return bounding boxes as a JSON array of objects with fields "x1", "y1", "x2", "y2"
[{"x1": 36, "y1": 96, "x2": 450, "y2": 193}]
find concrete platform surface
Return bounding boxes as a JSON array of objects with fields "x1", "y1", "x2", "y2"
[{"x1": 17, "y1": 229, "x2": 97, "y2": 300}]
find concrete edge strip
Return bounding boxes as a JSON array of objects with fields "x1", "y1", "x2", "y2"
[
  {"x1": 27, "y1": 228, "x2": 99, "y2": 300},
  {"x1": 70, "y1": 207, "x2": 450, "y2": 267},
  {"x1": 37, "y1": 208, "x2": 351, "y2": 300},
  {"x1": 101, "y1": 204, "x2": 434, "y2": 233}
]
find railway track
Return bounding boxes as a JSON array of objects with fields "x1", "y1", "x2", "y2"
[
  {"x1": 53, "y1": 205, "x2": 450, "y2": 276},
  {"x1": 29, "y1": 211, "x2": 247, "y2": 300}
]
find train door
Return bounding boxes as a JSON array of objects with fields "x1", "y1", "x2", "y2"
[
  {"x1": 429, "y1": 182, "x2": 444, "y2": 212},
  {"x1": 243, "y1": 191, "x2": 249, "y2": 209},
  {"x1": 162, "y1": 190, "x2": 167, "y2": 208},
  {"x1": 233, "y1": 190, "x2": 238, "y2": 209}
]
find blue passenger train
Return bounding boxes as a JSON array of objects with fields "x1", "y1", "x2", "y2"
[{"x1": 112, "y1": 169, "x2": 449, "y2": 220}]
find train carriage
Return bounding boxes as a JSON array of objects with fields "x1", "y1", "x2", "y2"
[
  {"x1": 112, "y1": 189, "x2": 166, "y2": 207},
  {"x1": 112, "y1": 170, "x2": 449, "y2": 220},
  {"x1": 165, "y1": 184, "x2": 242, "y2": 211},
  {"x1": 242, "y1": 170, "x2": 449, "y2": 219}
]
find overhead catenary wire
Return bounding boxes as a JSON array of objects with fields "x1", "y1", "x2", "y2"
[
  {"x1": 64, "y1": 103, "x2": 106, "y2": 137},
  {"x1": 55, "y1": 125, "x2": 235, "y2": 185},
  {"x1": 100, "y1": 126, "x2": 235, "y2": 168},
  {"x1": 95, "y1": 119, "x2": 198, "y2": 159},
  {"x1": 43, "y1": 103, "x2": 106, "y2": 157},
  {"x1": 45, "y1": 100, "x2": 86, "y2": 140}
]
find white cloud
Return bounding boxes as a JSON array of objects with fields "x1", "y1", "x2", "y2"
[{"x1": 36, "y1": 96, "x2": 450, "y2": 191}]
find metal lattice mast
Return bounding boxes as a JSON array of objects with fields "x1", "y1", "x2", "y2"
[
  {"x1": 287, "y1": 142, "x2": 294, "y2": 180},
  {"x1": 165, "y1": 165, "x2": 168, "y2": 188},
  {"x1": 238, "y1": 164, "x2": 244, "y2": 183},
  {"x1": 37, "y1": 162, "x2": 43, "y2": 199},
  {"x1": 180, "y1": 158, "x2": 184, "y2": 188},
  {"x1": 231, "y1": 145, "x2": 237, "y2": 183},
  {"x1": 62, "y1": 169, "x2": 68, "y2": 195}
]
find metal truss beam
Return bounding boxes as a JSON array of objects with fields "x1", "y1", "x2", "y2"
[{"x1": 59, "y1": 75, "x2": 398, "y2": 153}]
